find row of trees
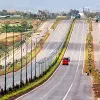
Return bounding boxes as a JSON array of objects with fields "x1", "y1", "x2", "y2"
[
  {"x1": 85, "y1": 12, "x2": 100, "y2": 18},
  {"x1": 0, "y1": 20, "x2": 33, "y2": 33},
  {"x1": 0, "y1": 10, "x2": 57, "y2": 20}
]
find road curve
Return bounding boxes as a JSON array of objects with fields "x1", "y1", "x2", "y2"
[{"x1": 16, "y1": 20, "x2": 94, "y2": 100}]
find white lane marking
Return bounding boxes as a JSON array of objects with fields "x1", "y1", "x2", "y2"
[
  {"x1": 63, "y1": 21, "x2": 84, "y2": 100},
  {"x1": 40, "y1": 22, "x2": 80, "y2": 100},
  {"x1": 15, "y1": 21, "x2": 79, "y2": 100}
]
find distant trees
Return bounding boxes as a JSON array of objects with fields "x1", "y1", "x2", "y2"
[
  {"x1": 85, "y1": 12, "x2": 100, "y2": 18},
  {"x1": 68, "y1": 9, "x2": 79, "y2": 16},
  {"x1": 0, "y1": 21, "x2": 33, "y2": 33}
]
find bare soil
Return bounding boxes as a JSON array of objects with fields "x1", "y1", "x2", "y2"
[{"x1": 91, "y1": 21, "x2": 100, "y2": 70}]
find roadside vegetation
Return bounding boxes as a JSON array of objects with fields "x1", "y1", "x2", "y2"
[
  {"x1": 51, "y1": 19, "x2": 61, "y2": 30},
  {"x1": 0, "y1": 19, "x2": 75, "y2": 100},
  {"x1": 84, "y1": 19, "x2": 100, "y2": 99}
]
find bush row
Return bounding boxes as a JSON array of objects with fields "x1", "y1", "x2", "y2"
[
  {"x1": 83, "y1": 32, "x2": 95, "y2": 74},
  {"x1": 87, "y1": 19, "x2": 93, "y2": 32},
  {"x1": 51, "y1": 19, "x2": 61, "y2": 30}
]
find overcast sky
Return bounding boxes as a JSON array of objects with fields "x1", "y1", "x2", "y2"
[{"x1": 0, "y1": 0, "x2": 100, "y2": 12}]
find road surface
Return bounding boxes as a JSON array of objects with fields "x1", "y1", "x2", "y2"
[
  {"x1": 0, "y1": 20, "x2": 71, "y2": 89},
  {"x1": 16, "y1": 20, "x2": 94, "y2": 100}
]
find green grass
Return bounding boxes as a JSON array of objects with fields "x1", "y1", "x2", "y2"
[
  {"x1": 0, "y1": 20, "x2": 75, "y2": 100},
  {"x1": 51, "y1": 19, "x2": 61, "y2": 30}
]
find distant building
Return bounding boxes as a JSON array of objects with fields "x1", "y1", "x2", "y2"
[
  {"x1": 7, "y1": 10, "x2": 16, "y2": 13},
  {"x1": 0, "y1": 15, "x2": 10, "y2": 18},
  {"x1": 78, "y1": 13, "x2": 86, "y2": 19},
  {"x1": 10, "y1": 15, "x2": 22, "y2": 18}
]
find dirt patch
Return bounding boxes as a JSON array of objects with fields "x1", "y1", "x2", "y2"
[{"x1": 91, "y1": 22, "x2": 100, "y2": 70}]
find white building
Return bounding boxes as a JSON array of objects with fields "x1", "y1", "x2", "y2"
[{"x1": 78, "y1": 13, "x2": 86, "y2": 19}]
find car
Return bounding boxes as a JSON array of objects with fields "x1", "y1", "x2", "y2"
[{"x1": 62, "y1": 57, "x2": 70, "y2": 65}]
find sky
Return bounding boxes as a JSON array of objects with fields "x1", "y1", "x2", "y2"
[{"x1": 0, "y1": 0, "x2": 100, "y2": 13}]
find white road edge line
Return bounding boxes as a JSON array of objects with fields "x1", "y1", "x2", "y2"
[{"x1": 62, "y1": 20, "x2": 84, "y2": 100}]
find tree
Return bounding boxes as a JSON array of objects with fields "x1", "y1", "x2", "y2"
[
  {"x1": 2, "y1": 10, "x2": 8, "y2": 15},
  {"x1": 68, "y1": 9, "x2": 79, "y2": 16},
  {"x1": 21, "y1": 20, "x2": 28, "y2": 27}
]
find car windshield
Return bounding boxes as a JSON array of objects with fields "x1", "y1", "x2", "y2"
[{"x1": 63, "y1": 58, "x2": 69, "y2": 60}]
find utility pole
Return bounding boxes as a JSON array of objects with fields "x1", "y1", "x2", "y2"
[
  {"x1": 4, "y1": 24, "x2": 7, "y2": 93},
  {"x1": 25, "y1": 34, "x2": 28, "y2": 84},
  {"x1": 35, "y1": 38, "x2": 37, "y2": 79},
  {"x1": 20, "y1": 30, "x2": 23, "y2": 86},
  {"x1": 12, "y1": 26, "x2": 15, "y2": 89},
  {"x1": 31, "y1": 34, "x2": 33, "y2": 80}
]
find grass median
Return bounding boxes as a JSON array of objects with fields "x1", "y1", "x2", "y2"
[
  {"x1": 0, "y1": 20, "x2": 75, "y2": 100},
  {"x1": 51, "y1": 19, "x2": 61, "y2": 30}
]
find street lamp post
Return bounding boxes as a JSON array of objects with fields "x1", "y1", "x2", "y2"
[
  {"x1": 12, "y1": 26, "x2": 15, "y2": 89},
  {"x1": 34, "y1": 38, "x2": 37, "y2": 79},
  {"x1": 45, "y1": 58, "x2": 47, "y2": 71},
  {"x1": 20, "y1": 31, "x2": 23, "y2": 86},
  {"x1": 4, "y1": 24, "x2": 7, "y2": 93},
  {"x1": 25, "y1": 35, "x2": 28, "y2": 84},
  {"x1": 38, "y1": 62, "x2": 40, "y2": 77},
  {"x1": 31, "y1": 34, "x2": 33, "y2": 80}
]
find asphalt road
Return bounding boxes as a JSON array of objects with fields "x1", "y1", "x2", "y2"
[
  {"x1": 16, "y1": 20, "x2": 94, "y2": 100},
  {"x1": 0, "y1": 20, "x2": 71, "y2": 89}
]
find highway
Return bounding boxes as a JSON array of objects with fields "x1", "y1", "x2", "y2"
[
  {"x1": 0, "y1": 20, "x2": 71, "y2": 89},
  {"x1": 16, "y1": 20, "x2": 94, "y2": 100}
]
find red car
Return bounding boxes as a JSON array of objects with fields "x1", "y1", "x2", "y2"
[{"x1": 62, "y1": 57, "x2": 70, "y2": 65}]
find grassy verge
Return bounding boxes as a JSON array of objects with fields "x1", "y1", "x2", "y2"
[
  {"x1": 0, "y1": 32, "x2": 50, "y2": 76},
  {"x1": 83, "y1": 32, "x2": 95, "y2": 74},
  {"x1": 0, "y1": 20, "x2": 75, "y2": 100},
  {"x1": 84, "y1": 19, "x2": 100, "y2": 99},
  {"x1": 51, "y1": 19, "x2": 61, "y2": 30},
  {"x1": 83, "y1": 19, "x2": 94, "y2": 74}
]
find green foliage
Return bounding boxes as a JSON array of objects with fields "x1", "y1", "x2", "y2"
[{"x1": 51, "y1": 19, "x2": 61, "y2": 30}]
